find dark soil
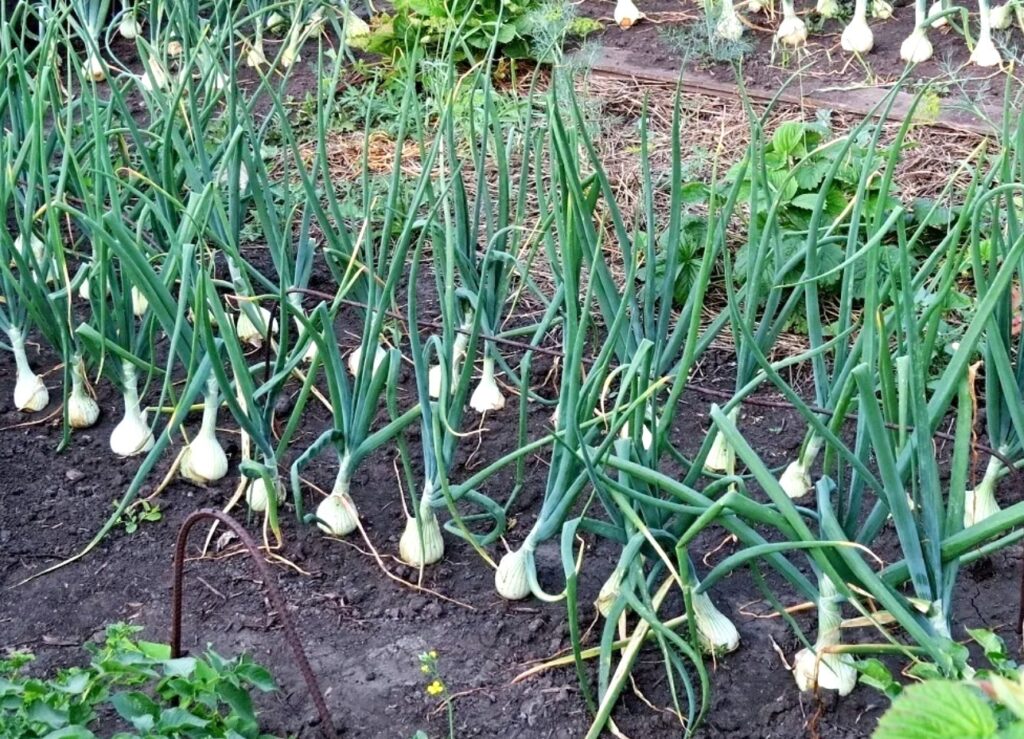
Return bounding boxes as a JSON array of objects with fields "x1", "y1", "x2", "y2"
[
  {"x1": 577, "y1": 0, "x2": 1020, "y2": 118},
  {"x1": 2, "y1": 337, "x2": 1022, "y2": 738}
]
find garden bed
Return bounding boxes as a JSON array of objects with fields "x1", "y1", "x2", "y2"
[{"x1": 5, "y1": 5, "x2": 1024, "y2": 737}]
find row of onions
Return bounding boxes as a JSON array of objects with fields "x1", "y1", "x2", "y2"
[
  {"x1": 614, "y1": 0, "x2": 1018, "y2": 65},
  {"x1": 7, "y1": 1, "x2": 1024, "y2": 734}
]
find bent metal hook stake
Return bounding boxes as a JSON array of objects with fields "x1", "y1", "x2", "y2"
[{"x1": 170, "y1": 508, "x2": 335, "y2": 737}]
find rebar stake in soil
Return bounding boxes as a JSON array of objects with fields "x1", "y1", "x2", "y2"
[{"x1": 170, "y1": 508, "x2": 335, "y2": 737}]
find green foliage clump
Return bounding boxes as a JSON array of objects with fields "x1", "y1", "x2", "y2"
[
  {"x1": 362, "y1": 0, "x2": 598, "y2": 61},
  {"x1": 871, "y1": 630, "x2": 1024, "y2": 739},
  {"x1": 0, "y1": 624, "x2": 279, "y2": 738}
]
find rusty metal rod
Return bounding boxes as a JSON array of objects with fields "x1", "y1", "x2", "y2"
[{"x1": 170, "y1": 509, "x2": 334, "y2": 737}]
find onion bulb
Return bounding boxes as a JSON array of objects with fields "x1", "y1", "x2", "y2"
[
  {"x1": 347, "y1": 344, "x2": 387, "y2": 377},
  {"x1": 693, "y1": 591, "x2": 741, "y2": 654},
  {"x1": 167, "y1": 40, "x2": 183, "y2": 57},
  {"x1": 870, "y1": 0, "x2": 893, "y2": 17},
  {"x1": 235, "y1": 305, "x2": 274, "y2": 346},
  {"x1": 181, "y1": 378, "x2": 228, "y2": 484},
  {"x1": 428, "y1": 326, "x2": 470, "y2": 399},
  {"x1": 7, "y1": 326, "x2": 48, "y2": 412},
  {"x1": 245, "y1": 475, "x2": 280, "y2": 513},
  {"x1": 131, "y1": 287, "x2": 149, "y2": 317},
  {"x1": 970, "y1": 30, "x2": 1001, "y2": 67},
  {"x1": 816, "y1": 0, "x2": 840, "y2": 17},
  {"x1": 614, "y1": 0, "x2": 644, "y2": 28},
  {"x1": 110, "y1": 365, "x2": 154, "y2": 457},
  {"x1": 748, "y1": 0, "x2": 765, "y2": 13},
  {"x1": 840, "y1": 7, "x2": 874, "y2": 53},
  {"x1": 929, "y1": 0, "x2": 948, "y2": 26},
  {"x1": 716, "y1": 0, "x2": 745, "y2": 40},
  {"x1": 776, "y1": 6, "x2": 808, "y2": 45},
  {"x1": 470, "y1": 357, "x2": 505, "y2": 413},
  {"x1": 619, "y1": 420, "x2": 653, "y2": 451},
  {"x1": 596, "y1": 568, "x2": 624, "y2": 617},
  {"x1": 900, "y1": 28, "x2": 933, "y2": 62},
  {"x1": 704, "y1": 407, "x2": 739, "y2": 473},
  {"x1": 317, "y1": 461, "x2": 359, "y2": 536},
  {"x1": 246, "y1": 40, "x2": 268, "y2": 68},
  {"x1": 84, "y1": 53, "x2": 105, "y2": 82},
  {"x1": 792, "y1": 575, "x2": 856, "y2": 696},
  {"x1": 14, "y1": 232, "x2": 45, "y2": 264},
  {"x1": 778, "y1": 436, "x2": 822, "y2": 499},
  {"x1": 68, "y1": 356, "x2": 99, "y2": 429},
  {"x1": 399, "y1": 487, "x2": 445, "y2": 565},
  {"x1": 139, "y1": 56, "x2": 169, "y2": 92},
  {"x1": 495, "y1": 546, "x2": 532, "y2": 600},
  {"x1": 991, "y1": 2, "x2": 1013, "y2": 28},
  {"x1": 344, "y1": 10, "x2": 371, "y2": 49},
  {"x1": 964, "y1": 454, "x2": 1003, "y2": 528},
  {"x1": 316, "y1": 492, "x2": 359, "y2": 536},
  {"x1": 119, "y1": 15, "x2": 140, "y2": 39},
  {"x1": 266, "y1": 12, "x2": 286, "y2": 30}
]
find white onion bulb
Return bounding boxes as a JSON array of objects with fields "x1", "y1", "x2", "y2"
[
  {"x1": 245, "y1": 475, "x2": 280, "y2": 513},
  {"x1": 495, "y1": 547, "x2": 532, "y2": 600},
  {"x1": 964, "y1": 455, "x2": 1003, "y2": 528},
  {"x1": 614, "y1": 0, "x2": 644, "y2": 28},
  {"x1": 470, "y1": 357, "x2": 505, "y2": 413},
  {"x1": 68, "y1": 356, "x2": 99, "y2": 429},
  {"x1": 347, "y1": 344, "x2": 387, "y2": 376},
  {"x1": 316, "y1": 493, "x2": 359, "y2": 536},
  {"x1": 181, "y1": 379, "x2": 228, "y2": 484},
  {"x1": 235, "y1": 305, "x2": 274, "y2": 345},
  {"x1": 344, "y1": 11, "x2": 371, "y2": 49},
  {"x1": 693, "y1": 591, "x2": 741, "y2": 654},
  {"x1": 871, "y1": 0, "x2": 893, "y2": 17},
  {"x1": 970, "y1": 32, "x2": 1001, "y2": 67},
  {"x1": 7, "y1": 327, "x2": 48, "y2": 412},
  {"x1": 704, "y1": 407, "x2": 739, "y2": 473},
  {"x1": 716, "y1": 1, "x2": 745, "y2": 40},
  {"x1": 317, "y1": 465, "x2": 358, "y2": 536},
  {"x1": 84, "y1": 54, "x2": 105, "y2": 82},
  {"x1": 246, "y1": 41, "x2": 268, "y2": 68},
  {"x1": 110, "y1": 366, "x2": 154, "y2": 457},
  {"x1": 840, "y1": 13, "x2": 873, "y2": 53},
  {"x1": 119, "y1": 15, "x2": 140, "y2": 39},
  {"x1": 816, "y1": 0, "x2": 840, "y2": 17},
  {"x1": 776, "y1": 13, "x2": 808, "y2": 45},
  {"x1": 793, "y1": 575, "x2": 856, "y2": 695},
  {"x1": 991, "y1": 2, "x2": 1013, "y2": 28},
  {"x1": 399, "y1": 488, "x2": 444, "y2": 565},
  {"x1": 900, "y1": 28, "x2": 933, "y2": 62}
]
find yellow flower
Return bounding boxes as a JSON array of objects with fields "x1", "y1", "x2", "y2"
[
  {"x1": 420, "y1": 664, "x2": 430, "y2": 674},
  {"x1": 426, "y1": 680, "x2": 444, "y2": 696},
  {"x1": 428, "y1": 650, "x2": 438, "y2": 659}
]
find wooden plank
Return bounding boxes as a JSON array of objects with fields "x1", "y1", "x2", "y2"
[{"x1": 585, "y1": 46, "x2": 1001, "y2": 137}]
